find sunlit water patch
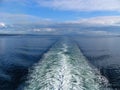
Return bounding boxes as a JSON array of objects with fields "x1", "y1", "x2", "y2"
[{"x1": 24, "y1": 38, "x2": 112, "y2": 90}]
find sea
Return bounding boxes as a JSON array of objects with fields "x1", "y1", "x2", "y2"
[{"x1": 0, "y1": 35, "x2": 120, "y2": 90}]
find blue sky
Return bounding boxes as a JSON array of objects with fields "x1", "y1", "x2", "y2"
[
  {"x1": 1, "y1": 0, "x2": 120, "y2": 35},
  {"x1": 0, "y1": 0, "x2": 120, "y2": 24}
]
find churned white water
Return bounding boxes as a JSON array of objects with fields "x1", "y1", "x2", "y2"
[{"x1": 24, "y1": 38, "x2": 112, "y2": 90}]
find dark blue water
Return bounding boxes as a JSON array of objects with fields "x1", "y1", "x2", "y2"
[
  {"x1": 24, "y1": 38, "x2": 110, "y2": 90},
  {"x1": 0, "y1": 35, "x2": 120, "y2": 90},
  {"x1": 0, "y1": 35, "x2": 59, "y2": 90},
  {"x1": 74, "y1": 36, "x2": 120, "y2": 89}
]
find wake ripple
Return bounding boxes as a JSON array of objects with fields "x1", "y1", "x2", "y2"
[{"x1": 24, "y1": 38, "x2": 112, "y2": 90}]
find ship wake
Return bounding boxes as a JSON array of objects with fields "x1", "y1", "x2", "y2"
[{"x1": 24, "y1": 38, "x2": 112, "y2": 90}]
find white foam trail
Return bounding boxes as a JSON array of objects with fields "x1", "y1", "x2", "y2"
[{"x1": 24, "y1": 39, "x2": 112, "y2": 90}]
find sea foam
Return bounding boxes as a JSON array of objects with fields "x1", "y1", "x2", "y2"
[{"x1": 24, "y1": 38, "x2": 112, "y2": 90}]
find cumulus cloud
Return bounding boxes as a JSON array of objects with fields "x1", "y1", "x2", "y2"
[
  {"x1": 37, "y1": 0, "x2": 120, "y2": 11},
  {"x1": 0, "y1": 22, "x2": 6, "y2": 27}
]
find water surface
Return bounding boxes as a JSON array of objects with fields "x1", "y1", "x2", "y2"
[
  {"x1": 0, "y1": 35, "x2": 120, "y2": 90},
  {"x1": 0, "y1": 35, "x2": 59, "y2": 90},
  {"x1": 74, "y1": 36, "x2": 120, "y2": 89}
]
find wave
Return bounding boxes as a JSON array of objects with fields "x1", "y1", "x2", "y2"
[{"x1": 24, "y1": 38, "x2": 112, "y2": 90}]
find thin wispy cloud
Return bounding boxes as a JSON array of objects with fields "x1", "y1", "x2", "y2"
[
  {"x1": 2, "y1": 0, "x2": 120, "y2": 11},
  {"x1": 0, "y1": 13, "x2": 38, "y2": 24},
  {"x1": 68, "y1": 16, "x2": 120, "y2": 26},
  {"x1": 2, "y1": 0, "x2": 30, "y2": 4},
  {"x1": 0, "y1": 13, "x2": 51, "y2": 24},
  {"x1": 0, "y1": 0, "x2": 35, "y2": 6},
  {"x1": 38, "y1": 0, "x2": 120, "y2": 11},
  {"x1": 80, "y1": 30, "x2": 120, "y2": 36}
]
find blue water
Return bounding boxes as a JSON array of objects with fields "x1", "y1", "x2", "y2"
[
  {"x1": 0, "y1": 35, "x2": 59, "y2": 90},
  {"x1": 74, "y1": 36, "x2": 120, "y2": 89},
  {"x1": 24, "y1": 38, "x2": 110, "y2": 90},
  {"x1": 0, "y1": 35, "x2": 120, "y2": 90}
]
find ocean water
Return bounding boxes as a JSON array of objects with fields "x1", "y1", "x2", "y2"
[
  {"x1": 74, "y1": 36, "x2": 120, "y2": 90},
  {"x1": 0, "y1": 35, "x2": 119, "y2": 90},
  {"x1": 0, "y1": 35, "x2": 59, "y2": 90},
  {"x1": 24, "y1": 38, "x2": 111, "y2": 90}
]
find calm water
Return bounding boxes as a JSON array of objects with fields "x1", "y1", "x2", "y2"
[
  {"x1": 24, "y1": 38, "x2": 110, "y2": 90},
  {"x1": 0, "y1": 35, "x2": 120, "y2": 90},
  {"x1": 0, "y1": 35, "x2": 59, "y2": 90},
  {"x1": 74, "y1": 36, "x2": 120, "y2": 89}
]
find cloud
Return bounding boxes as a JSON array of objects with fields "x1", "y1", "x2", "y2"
[
  {"x1": 1, "y1": 0, "x2": 31, "y2": 5},
  {"x1": 68, "y1": 16, "x2": 120, "y2": 26},
  {"x1": 0, "y1": 22, "x2": 6, "y2": 27},
  {"x1": 0, "y1": 0, "x2": 37, "y2": 7},
  {"x1": 85, "y1": 31, "x2": 119, "y2": 35},
  {"x1": 37, "y1": 0, "x2": 120, "y2": 11},
  {"x1": 0, "y1": 13, "x2": 51, "y2": 24},
  {"x1": 33, "y1": 28, "x2": 55, "y2": 32},
  {"x1": 1, "y1": 0, "x2": 120, "y2": 11},
  {"x1": 73, "y1": 30, "x2": 120, "y2": 36}
]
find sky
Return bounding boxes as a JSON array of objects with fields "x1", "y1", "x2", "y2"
[{"x1": 0, "y1": 0, "x2": 120, "y2": 24}]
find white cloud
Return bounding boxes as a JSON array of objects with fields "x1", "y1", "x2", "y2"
[
  {"x1": 37, "y1": 0, "x2": 120, "y2": 11},
  {"x1": 33, "y1": 28, "x2": 55, "y2": 32},
  {"x1": 76, "y1": 30, "x2": 120, "y2": 36},
  {"x1": 0, "y1": 13, "x2": 51, "y2": 24},
  {"x1": 2, "y1": 0, "x2": 120, "y2": 11},
  {"x1": 1, "y1": 0, "x2": 33, "y2": 5},
  {"x1": 0, "y1": 22, "x2": 6, "y2": 27},
  {"x1": 86, "y1": 31, "x2": 116, "y2": 35},
  {"x1": 1, "y1": 0, "x2": 42, "y2": 7},
  {"x1": 69, "y1": 16, "x2": 120, "y2": 26}
]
